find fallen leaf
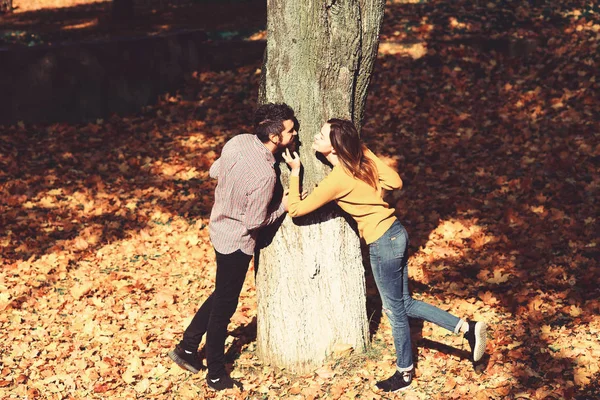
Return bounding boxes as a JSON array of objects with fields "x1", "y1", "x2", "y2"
[
  {"x1": 332, "y1": 343, "x2": 354, "y2": 358},
  {"x1": 70, "y1": 282, "x2": 94, "y2": 300},
  {"x1": 487, "y1": 270, "x2": 510, "y2": 284}
]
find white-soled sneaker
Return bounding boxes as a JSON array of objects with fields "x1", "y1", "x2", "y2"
[
  {"x1": 376, "y1": 369, "x2": 413, "y2": 392},
  {"x1": 464, "y1": 321, "x2": 487, "y2": 362},
  {"x1": 206, "y1": 374, "x2": 242, "y2": 391}
]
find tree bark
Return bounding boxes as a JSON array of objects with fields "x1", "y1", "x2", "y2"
[
  {"x1": 256, "y1": 0, "x2": 386, "y2": 374},
  {"x1": 112, "y1": 0, "x2": 134, "y2": 21},
  {"x1": 0, "y1": 0, "x2": 12, "y2": 14}
]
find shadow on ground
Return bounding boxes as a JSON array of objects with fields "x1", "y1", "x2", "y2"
[{"x1": 0, "y1": 0, "x2": 598, "y2": 397}]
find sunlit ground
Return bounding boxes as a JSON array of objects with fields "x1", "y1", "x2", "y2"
[
  {"x1": 1, "y1": 0, "x2": 599, "y2": 399},
  {"x1": 12, "y1": 0, "x2": 109, "y2": 13}
]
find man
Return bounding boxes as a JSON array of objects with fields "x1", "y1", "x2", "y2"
[{"x1": 168, "y1": 103, "x2": 297, "y2": 391}]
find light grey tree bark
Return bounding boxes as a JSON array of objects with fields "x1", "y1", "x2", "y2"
[{"x1": 256, "y1": 0, "x2": 386, "y2": 374}]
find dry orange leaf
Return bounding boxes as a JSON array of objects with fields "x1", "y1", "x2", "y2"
[{"x1": 70, "y1": 282, "x2": 93, "y2": 300}]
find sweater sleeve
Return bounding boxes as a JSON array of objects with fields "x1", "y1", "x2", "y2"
[
  {"x1": 288, "y1": 170, "x2": 345, "y2": 217},
  {"x1": 366, "y1": 149, "x2": 402, "y2": 190}
]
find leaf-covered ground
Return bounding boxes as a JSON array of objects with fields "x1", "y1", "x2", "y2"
[
  {"x1": 1, "y1": 0, "x2": 599, "y2": 399},
  {"x1": 0, "y1": 0, "x2": 266, "y2": 47}
]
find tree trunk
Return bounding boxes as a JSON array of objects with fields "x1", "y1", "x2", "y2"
[
  {"x1": 256, "y1": 0, "x2": 386, "y2": 374},
  {"x1": 0, "y1": 0, "x2": 12, "y2": 14},
  {"x1": 112, "y1": 0, "x2": 134, "y2": 21}
]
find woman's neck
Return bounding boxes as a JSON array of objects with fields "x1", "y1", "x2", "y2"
[{"x1": 326, "y1": 153, "x2": 339, "y2": 166}]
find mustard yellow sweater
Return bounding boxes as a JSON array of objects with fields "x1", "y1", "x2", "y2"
[{"x1": 288, "y1": 149, "x2": 402, "y2": 244}]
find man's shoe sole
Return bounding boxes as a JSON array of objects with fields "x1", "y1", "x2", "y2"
[
  {"x1": 206, "y1": 382, "x2": 233, "y2": 391},
  {"x1": 473, "y1": 321, "x2": 487, "y2": 362},
  {"x1": 392, "y1": 384, "x2": 412, "y2": 393},
  {"x1": 206, "y1": 378, "x2": 242, "y2": 391},
  {"x1": 168, "y1": 350, "x2": 200, "y2": 374},
  {"x1": 376, "y1": 382, "x2": 412, "y2": 393}
]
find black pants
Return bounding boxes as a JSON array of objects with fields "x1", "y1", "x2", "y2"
[{"x1": 180, "y1": 249, "x2": 252, "y2": 379}]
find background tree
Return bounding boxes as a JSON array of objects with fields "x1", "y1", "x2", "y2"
[
  {"x1": 112, "y1": 0, "x2": 167, "y2": 20},
  {"x1": 0, "y1": 0, "x2": 12, "y2": 14},
  {"x1": 112, "y1": 0, "x2": 134, "y2": 21},
  {"x1": 256, "y1": 0, "x2": 386, "y2": 373}
]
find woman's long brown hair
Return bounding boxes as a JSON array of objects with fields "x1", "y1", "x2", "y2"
[{"x1": 327, "y1": 118, "x2": 378, "y2": 189}]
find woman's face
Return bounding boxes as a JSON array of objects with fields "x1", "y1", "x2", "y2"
[{"x1": 312, "y1": 123, "x2": 334, "y2": 155}]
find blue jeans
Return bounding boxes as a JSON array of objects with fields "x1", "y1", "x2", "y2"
[{"x1": 369, "y1": 220, "x2": 464, "y2": 371}]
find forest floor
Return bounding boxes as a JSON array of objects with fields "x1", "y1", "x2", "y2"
[
  {"x1": 0, "y1": 0, "x2": 266, "y2": 47},
  {"x1": 1, "y1": 0, "x2": 599, "y2": 399}
]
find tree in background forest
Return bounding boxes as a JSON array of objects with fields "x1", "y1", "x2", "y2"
[
  {"x1": 112, "y1": 0, "x2": 166, "y2": 20},
  {"x1": 256, "y1": 0, "x2": 386, "y2": 373},
  {"x1": 0, "y1": 0, "x2": 12, "y2": 14},
  {"x1": 112, "y1": 0, "x2": 134, "y2": 20}
]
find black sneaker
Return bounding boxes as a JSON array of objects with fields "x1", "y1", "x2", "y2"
[
  {"x1": 167, "y1": 345, "x2": 204, "y2": 373},
  {"x1": 206, "y1": 374, "x2": 243, "y2": 391},
  {"x1": 464, "y1": 321, "x2": 487, "y2": 362},
  {"x1": 376, "y1": 369, "x2": 413, "y2": 392}
]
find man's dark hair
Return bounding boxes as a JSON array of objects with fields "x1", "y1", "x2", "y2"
[{"x1": 254, "y1": 103, "x2": 295, "y2": 143}]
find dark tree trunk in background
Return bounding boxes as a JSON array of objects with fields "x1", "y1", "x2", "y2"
[
  {"x1": 0, "y1": 0, "x2": 12, "y2": 14},
  {"x1": 112, "y1": 0, "x2": 134, "y2": 21}
]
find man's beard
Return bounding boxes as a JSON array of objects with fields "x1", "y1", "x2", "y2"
[{"x1": 285, "y1": 138, "x2": 298, "y2": 153}]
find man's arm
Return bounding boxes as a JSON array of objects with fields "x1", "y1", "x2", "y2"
[
  {"x1": 209, "y1": 158, "x2": 221, "y2": 179},
  {"x1": 243, "y1": 176, "x2": 285, "y2": 231},
  {"x1": 264, "y1": 198, "x2": 287, "y2": 226}
]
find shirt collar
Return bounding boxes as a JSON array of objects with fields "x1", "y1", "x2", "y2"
[{"x1": 252, "y1": 134, "x2": 276, "y2": 165}]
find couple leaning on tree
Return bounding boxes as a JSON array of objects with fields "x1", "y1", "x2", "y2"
[{"x1": 168, "y1": 103, "x2": 488, "y2": 393}]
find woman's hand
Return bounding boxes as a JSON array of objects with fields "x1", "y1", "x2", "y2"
[{"x1": 282, "y1": 148, "x2": 302, "y2": 176}]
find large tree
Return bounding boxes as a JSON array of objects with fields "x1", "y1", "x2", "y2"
[{"x1": 256, "y1": 0, "x2": 386, "y2": 373}]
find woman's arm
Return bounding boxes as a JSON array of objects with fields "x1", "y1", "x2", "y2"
[
  {"x1": 288, "y1": 174, "x2": 343, "y2": 217},
  {"x1": 366, "y1": 149, "x2": 402, "y2": 190},
  {"x1": 283, "y1": 149, "x2": 343, "y2": 217}
]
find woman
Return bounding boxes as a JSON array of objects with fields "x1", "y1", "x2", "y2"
[{"x1": 282, "y1": 119, "x2": 487, "y2": 393}]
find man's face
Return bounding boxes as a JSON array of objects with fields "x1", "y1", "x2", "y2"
[{"x1": 276, "y1": 119, "x2": 297, "y2": 148}]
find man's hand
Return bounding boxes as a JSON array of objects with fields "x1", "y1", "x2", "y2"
[
  {"x1": 282, "y1": 191, "x2": 289, "y2": 212},
  {"x1": 281, "y1": 189, "x2": 307, "y2": 213},
  {"x1": 282, "y1": 148, "x2": 301, "y2": 176}
]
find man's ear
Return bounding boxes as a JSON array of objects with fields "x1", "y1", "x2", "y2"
[{"x1": 269, "y1": 134, "x2": 280, "y2": 144}]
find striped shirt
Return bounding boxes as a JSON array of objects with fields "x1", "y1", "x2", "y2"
[{"x1": 208, "y1": 134, "x2": 286, "y2": 255}]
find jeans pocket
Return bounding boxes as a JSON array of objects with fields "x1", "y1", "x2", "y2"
[{"x1": 388, "y1": 229, "x2": 407, "y2": 259}]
